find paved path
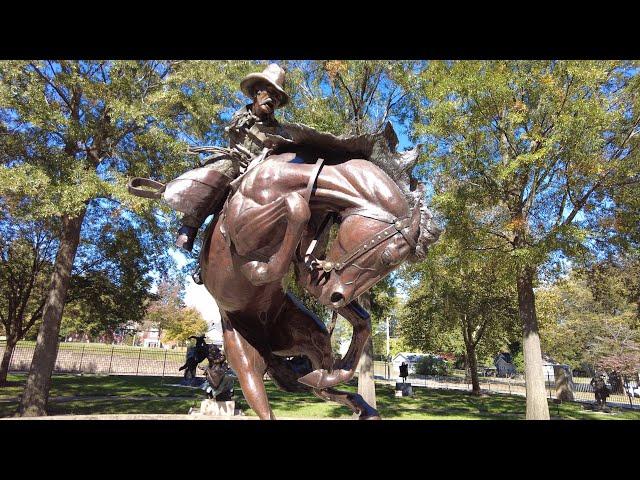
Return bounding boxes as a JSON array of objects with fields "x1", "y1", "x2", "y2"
[
  {"x1": 0, "y1": 395, "x2": 194, "y2": 403},
  {"x1": 2, "y1": 413, "x2": 344, "y2": 420}
]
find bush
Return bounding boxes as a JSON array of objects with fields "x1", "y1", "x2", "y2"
[
  {"x1": 512, "y1": 350, "x2": 525, "y2": 373},
  {"x1": 415, "y1": 355, "x2": 451, "y2": 376}
]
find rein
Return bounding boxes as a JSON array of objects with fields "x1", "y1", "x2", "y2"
[{"x1": 306, "y1": 212, "x2": 416, "y2": 273}]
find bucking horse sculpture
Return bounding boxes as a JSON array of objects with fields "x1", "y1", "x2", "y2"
[{"x1": 128, "y1": 68, "x2": 440, "y2": 419}]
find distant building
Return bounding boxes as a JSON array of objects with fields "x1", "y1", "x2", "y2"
[
  {"x1": 392, "y1": 352, "x2": 428, "y2": 376},
  {"x1": 541, "y1": 356, "x2": 571, "y2": 382},
  {"x1": 494, "y1": 352, "x2": 517, "y2": 377},
  {"x1": 140, "y1": 327, "x2": 161, "y2": 348}
]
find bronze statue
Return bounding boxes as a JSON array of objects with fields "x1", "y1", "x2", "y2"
[
  {"x1": 197, "y1": 145, "x2": 439, "y2": 419},
  {"x1": 175, "y1": 64, "x2": 293, "y2": 252},
  {"x1": 179, "y1": 335, "x2": 210, "y2": 382},
  {"x1": 129, "y1": 63, "x2": 441, "y2": 419},
  {"x1": 199, "y1": 344, "x2": 234, "y2": 401},
  {"x1": 591, "y1": 372, "x2": 610, "y2": 410}
]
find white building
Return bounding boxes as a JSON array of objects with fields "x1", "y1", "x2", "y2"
[{"x1": 392, "y1": 352, "x2": 428, "y2": 376}]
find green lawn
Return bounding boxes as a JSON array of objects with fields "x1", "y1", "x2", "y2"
[{"x1": 1, "y1": 373, "x2": 639, "y2": 420}]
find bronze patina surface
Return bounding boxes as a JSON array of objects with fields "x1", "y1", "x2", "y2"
[
  {"x1": 129, "y1": 64, "x2": 441, "y2": 419},
  {"x1": 198, "y1": 150, "x2": 440, "y2": 419}
]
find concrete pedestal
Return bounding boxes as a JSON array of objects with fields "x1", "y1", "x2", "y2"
[
  {"x1": 189, "y1": 400, "x2": 240, "y2": 417},
  {"x1": 395, "y1": 382, "x2": 413, "y2": 397}
]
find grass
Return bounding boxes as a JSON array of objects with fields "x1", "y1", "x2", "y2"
[{"x1": 1, "y1": 373, "x2": 639, "y2": 420}]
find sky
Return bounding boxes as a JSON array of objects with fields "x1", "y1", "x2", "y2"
[{"x1": 168, "y1": 248, "x2": 222, "y2": 342}]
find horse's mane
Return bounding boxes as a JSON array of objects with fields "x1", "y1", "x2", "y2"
[{"x1": 329, "y1": 159, "x2": 410, "y2": 220}]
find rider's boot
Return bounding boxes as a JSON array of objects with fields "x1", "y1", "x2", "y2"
[
  {"x1": 171, "y1": 170, "x2": 233, "y2": 253},
  {"x1": 176, "y1": 225, "x2": 198, "y2": 252},
  {"x1": 192, "y1": 265, "x2": 203, "y2": 285}
]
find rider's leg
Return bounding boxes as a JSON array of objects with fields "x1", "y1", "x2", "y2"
[
  {"x1": 174, "y1": 163, "x2": 234, "y2": 252},
  {"x1": 176, "y1": 215, "x2": 200, "y2": 252},
  {"x1": 222, "y1": 316, "x2": 275, "y2": 420}
]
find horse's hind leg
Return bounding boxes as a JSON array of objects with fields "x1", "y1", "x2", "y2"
[
  {"x1": 222, "y1": 317, "x2": 275, "y2": 420},
  {"x1": 312, "y1": 388, "x2": 381, "y2": 420}
]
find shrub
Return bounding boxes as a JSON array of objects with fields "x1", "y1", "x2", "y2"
[
  {"x1": 415, "y1": 355, "x2": 451, "y2": 376},
  {"x1": 512, "y1": 351, "x2": 525, "y2": 373}
]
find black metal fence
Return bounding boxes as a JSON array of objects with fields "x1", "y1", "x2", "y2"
[
  {"x1": 5, "y1": 341, "x2": 638, "y2": 410},
  {"x1": 1, "y1": 340, "x2": 188, "y2": 377},
  {"x1": 370, "y1": 360, "x2": 640, "y2": 410}
]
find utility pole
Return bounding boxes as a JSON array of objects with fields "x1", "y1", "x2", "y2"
[{"x1": 386, "y1": 316, "x2": 390, "y2": 379}]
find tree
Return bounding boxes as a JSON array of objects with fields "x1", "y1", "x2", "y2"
[
  {"x1": 60, "y1": 224, "x2": 155, "y2": 341},
  {"x1": 400, "y1": 235, "x2": 519, "y2": 394},
  {"x1": 0, "y1": 60, "x2": 258, "y2": 415},
  {"x1": 0, "y1": 219, "x2": 56, "y2": 384},
  {"x1": 538, "y1": 255, "x2": 640, "y2": 373},
  {"x1": 143, "y1": 276, "x2": 185, "y2": 342},
  {"x1": 161, "y1": 307, "x2": 209, "y2": 346},
  {"x1": 415, "y1": 61, "x2": 640, "y2": 418}
]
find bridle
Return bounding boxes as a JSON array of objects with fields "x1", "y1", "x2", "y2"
[{"x1": 299, "y1": 158, "x2": 418, "y2": 275}]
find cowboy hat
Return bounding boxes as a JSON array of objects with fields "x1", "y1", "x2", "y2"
[{"x1": 240, "y1": 63, "x2": 289, "y2": 107}]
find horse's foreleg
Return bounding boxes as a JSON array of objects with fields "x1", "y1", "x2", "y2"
[
  {"x1": 312, "y1": 388, "x2": 381, "y2": 420},
  {"x1": 240, "y1": 192, "x2": 310, "y2": 286},
  {"x1": 222, "y1": 318, "x2": 275, "y2": 420},
  {"x1": 298, "y1": 301, "x2": 371, "y2": 389}
]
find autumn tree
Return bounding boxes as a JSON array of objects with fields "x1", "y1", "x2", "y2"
[
  {"x1": 538, "y1": 254, "x2": 640, "y2": 374},
  {"x1": 415, "y1": 60, "x2": 640, "y2": 418},
  {"x1": 400, "y1": 235, "x2": 519, "y2": 394}
]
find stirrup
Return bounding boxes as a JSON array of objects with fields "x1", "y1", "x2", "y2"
[
  {"x1": 176, "y1": 226, "x2": 197, "y2": 252},
  {"x1": 192, "y1": 266, "x2": 203, "y2": 285}
]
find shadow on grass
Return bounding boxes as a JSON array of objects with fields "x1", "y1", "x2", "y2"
[{"x1": 0, "y1": 373, "x2": 194, "y2": 400}]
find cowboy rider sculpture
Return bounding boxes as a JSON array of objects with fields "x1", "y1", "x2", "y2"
[
  {"x1": 128, "y1": 61, "x2": 425, "y2": 264},
  {"x1": 175, "y1": 63, "x2": 291, "y2": 252}
]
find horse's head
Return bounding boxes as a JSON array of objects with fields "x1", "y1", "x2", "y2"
[{"x1": 298, "y1": 179, "x2": 441, "y2": 309}]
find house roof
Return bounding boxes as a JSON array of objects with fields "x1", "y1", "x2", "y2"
[{"x1": 393, "y1": 352, "x2": 428, "y2": 363}]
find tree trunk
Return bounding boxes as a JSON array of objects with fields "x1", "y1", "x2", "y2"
[
  {"x1": 19, "y1": 211, "x2": 85, "y2": 417},
  {"x1": 0, "y1": 336, "x2": 17, "y2": 386},
  {"x1": 465, "y1": 340, "x2": 481, "y2": 396},
  {"x1": 517, "y1": 265, "x2": 550, "y2": 420},
  {"x1": 357, "y1": 292, "x2": 376, "y2": 409}
]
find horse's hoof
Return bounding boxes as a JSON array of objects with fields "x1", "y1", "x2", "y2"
[{"x1": 298, "y1": 368, "x2": 353, "y2": 389}]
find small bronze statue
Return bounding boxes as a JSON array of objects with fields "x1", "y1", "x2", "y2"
[
  {"x1": 179, "y1": 335, "x2": 209, "y2": 382},
  {"x1": 199, "y1": 344, "x2": 234, "y2": 401},
  {"x1": 399, "y1": 362, "x2": 409, "y2": 383},
  {"x1": 590, "y1": 372, "x2": 610, "y2": 410}
]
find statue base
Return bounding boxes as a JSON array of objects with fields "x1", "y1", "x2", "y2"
[
  {"x1": 189, "y1": 400, "x2": 241, "y2": 417},
  {"x1": 395, "y1": 382, "x2": 413, "y2": 397}
]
